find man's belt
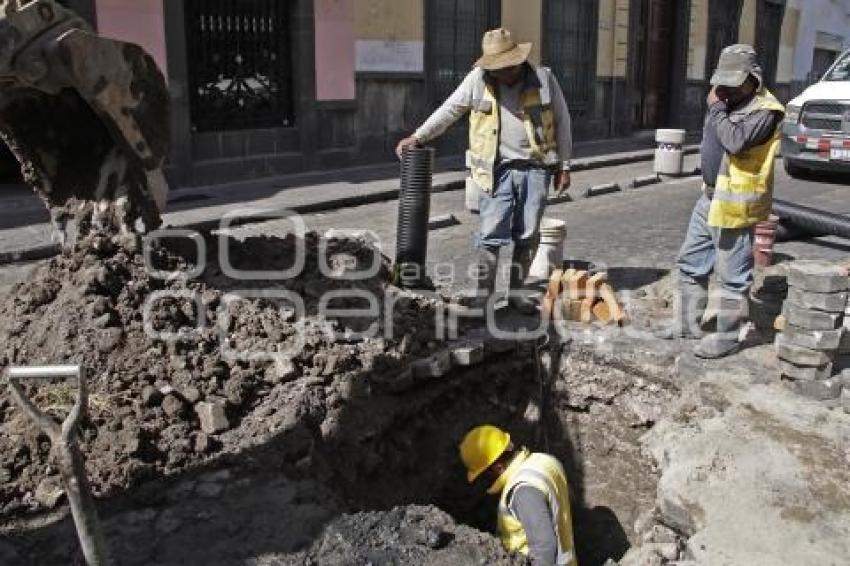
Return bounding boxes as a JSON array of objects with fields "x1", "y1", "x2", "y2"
[{"x1": 497, "y1": 159, "x2": 553, "y2": 173}]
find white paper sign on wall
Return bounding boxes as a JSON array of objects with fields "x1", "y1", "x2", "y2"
[{"x1": 356, "y1": 40, "x2": 424, "y2": 73}]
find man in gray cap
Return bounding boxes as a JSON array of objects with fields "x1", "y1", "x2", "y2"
[
  {"x1": 396, "y1": 28, "x2": 572, "y2": 315},
  {"x1": 659, "y1": 44, "x2": 785, "y2": 359}
]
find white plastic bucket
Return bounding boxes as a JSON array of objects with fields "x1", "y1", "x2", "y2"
[
  {"x1": 654, "y1": 128, "x2": 686, "y2": 175},
  {"x1": 529, "y1": 218, "x2": 567, "y2": 280}
]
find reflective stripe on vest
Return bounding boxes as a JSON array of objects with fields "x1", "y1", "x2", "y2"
[
  {"x1": 497, "y1": 453, "x2": 577, "y2": 566},
  {"x1": 468, "y1": 66, "x2": 559, "y2": 194},
  {"x1": 707, "y1": 89, "x2": 785, "y2": 229}
]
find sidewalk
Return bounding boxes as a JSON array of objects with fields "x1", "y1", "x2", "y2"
[{"x1": 0, "y1": 142, "x2": 699, "y2": 264}]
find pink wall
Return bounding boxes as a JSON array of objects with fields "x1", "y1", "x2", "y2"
[
  {"x1": 94, "y1": 0, "x2": 168, "y2": 75},
  {"x1": 314, "y1": 0, "x2": 356, "y2": 101}
]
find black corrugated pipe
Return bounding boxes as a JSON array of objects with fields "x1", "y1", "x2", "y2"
[
  {"x1": 395, "y1": 146, "x2": 434, "y2": 287},
  {"x1": 773, "y1": 198, "x2": 850, "y2": 241}
]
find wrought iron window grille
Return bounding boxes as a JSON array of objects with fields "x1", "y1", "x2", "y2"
[{"x1": 185, "y1": 0, "x2": 295, "y2": 133}]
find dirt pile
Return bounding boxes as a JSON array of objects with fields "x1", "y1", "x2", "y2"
[
  {"x1": 0, "y1": 223, "x2": 446, "y2": 516},
  {"x1": 290, "y1": 505, "x2": 522, "y2": 566}
]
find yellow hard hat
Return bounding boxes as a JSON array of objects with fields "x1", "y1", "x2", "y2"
[{"x1": 459, "y1": 425, "x2": 511, "y2": 483}]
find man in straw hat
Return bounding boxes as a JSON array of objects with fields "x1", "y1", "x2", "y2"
[
  {"x1": 658, "y1": 44, "x2": 784, "y2": 359},
  {"x1": 397, "y1": 28, "x2": 572, "y2": 315}
]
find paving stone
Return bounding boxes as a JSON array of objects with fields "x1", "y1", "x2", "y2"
[
  {"x1": 787, "y1": 261, "x2": 849, "y2": 293},
  {"x1": 450, "y1": 343, "x2": 485, "y2": 367},
  {"x1": 774, "y1": 335, "x2": 834, "y2": 367},
  {"x1": 780, "y1": 324, "x2": 843, "y2": 351},
  {"x1": 782, "y1": 303, "x2": 843, "y2": 331},
  {"x1": 777, "y1": 360, "x2": 832, "y2": 382},
  {"x1": 786, "y1": 287, "x2": 848, "y2": 313},
  {"x1": 785, "y1": 377, "x2": 843, "y2": 401},
  {"x1": 195, "y1": 401, "x2": 229, "y2": 434}
]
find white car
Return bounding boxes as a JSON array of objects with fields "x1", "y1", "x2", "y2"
[{"x1": 782, "y1": 48, "x2": 850, "y2": 177}]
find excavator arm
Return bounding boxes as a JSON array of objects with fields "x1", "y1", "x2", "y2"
[{"x1": 0, "y1": 0, "x2": 169, "y2": 241}]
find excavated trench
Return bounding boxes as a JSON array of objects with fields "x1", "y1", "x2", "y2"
[
  {"x1": 0, "y1": 227, "x2": 677, "y2": 565},
  {"x1": 313, "y1": 344, "x2": 676, "y2": 566}
]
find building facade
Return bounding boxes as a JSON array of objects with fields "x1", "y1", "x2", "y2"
[{"x1": 43, "y1": 1, "x2": 850, "y2": 188}]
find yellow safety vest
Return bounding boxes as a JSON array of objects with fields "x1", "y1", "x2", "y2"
[
  {"x1": 496, "y1": 450, "x2": 578, "y2": 566},
  {"x1": 468, "y1": 66, "x2": 559, "y2": 194},
  {"x1": 707, "y1": 89, "x2": 786, "y2": 229}
]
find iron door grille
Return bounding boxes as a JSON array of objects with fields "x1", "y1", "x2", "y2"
[
  {"x1": 428, "y1": 0, "x2": 501, "y2": 106},
  {"x1": 185, "y1": 0, "x2": 295, "y2": 132},
  {"x1": 544, "y1": 0, "x2": 598, "y2": 114}
]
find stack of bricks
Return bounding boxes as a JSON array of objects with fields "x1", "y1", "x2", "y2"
[
  {"x1": 540, "y1": 268, "x2": 626, "y2": 325},
  {"x1": 776, "y1": 261, "x2": 847, "y2": 405}
]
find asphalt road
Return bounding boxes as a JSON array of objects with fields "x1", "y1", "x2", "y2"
[{"x1": 229, "y1": 154, "x2": 850, "y2": 295}]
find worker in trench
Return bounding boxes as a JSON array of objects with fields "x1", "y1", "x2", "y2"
[
  {"x1": 658, "y1": 44, "x2": 785, "y2": 358},
  {"x1": 396, "y1": 28, "x2": 572, "y2": 315},
  {"x1": 459, "y1": 425, "x2": 577, "y2": 566}
]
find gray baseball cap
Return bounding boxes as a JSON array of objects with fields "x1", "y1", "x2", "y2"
[{"x1": 710, "y1": 44, "x2": 763, "y2": 87}]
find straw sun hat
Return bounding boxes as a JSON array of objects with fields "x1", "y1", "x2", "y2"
[{"x1": 474, "y1": 28, "x2": 532, "y2": 70}]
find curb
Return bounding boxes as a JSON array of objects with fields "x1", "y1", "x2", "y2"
[
  {"x1": 583, "y1": 182, "x2": 622, "y2": 198},
  {"x1": 630, "y1": 174, "x2": 662, "y2": 189},
  {"x1": 0, "y1": 145, "x2": 696, "y2": 266},
  {"x1": 427, "y1": 213, "x2": 461, "y2": 230}
]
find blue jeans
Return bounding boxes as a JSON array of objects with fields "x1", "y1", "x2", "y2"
[
  {"x1": 477, "y1": 166, "x2": 550, "y2": 248},
  {"x1": 676, "y1": 194, "x2": 754, "y2": 296}
]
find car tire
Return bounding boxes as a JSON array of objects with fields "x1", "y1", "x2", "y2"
[{"x1": 783, "y1": 158, "x2": 810, "y2": 179}]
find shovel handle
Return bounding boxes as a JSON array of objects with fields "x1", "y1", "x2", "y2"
[
  {"x1": 5, "y1": 365, "x2": 110, "y2": 565},
  {"x1": 6, "y1": 365, "x2": 87, "y2": 444}
]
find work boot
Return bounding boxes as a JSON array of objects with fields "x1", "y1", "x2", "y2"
[
  {"x1": 469, "y1": 245, "x2": 500, "y2": 314},
  {"x1": 507, "y1": 240, "x2": 539, "y2": 316},
  {"x1": 655, "y1": 280, "x2": 708, "y2": 340},
  {"x1": 694, "y1": 295, "x2": 744, "y2": 359}
]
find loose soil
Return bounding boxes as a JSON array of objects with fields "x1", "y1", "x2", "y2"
[{"x1": 0, "y1": 223, "x2": 679, "y2": 565}]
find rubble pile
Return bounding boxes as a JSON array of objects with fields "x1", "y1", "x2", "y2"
[
  {"x1": 0, "y1": 224, "x2": 446, "y2": 516},
  {"x1": 291, "y1": 505, "x2": 522, "y2": 565},
  {"x1": 774, "y1": 261, "x2": 849, "y2": 407}
]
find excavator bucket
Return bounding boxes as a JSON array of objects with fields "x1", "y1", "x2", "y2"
[{"x1": 0, "y1": 0, "x2": 169, "y2": 242}]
